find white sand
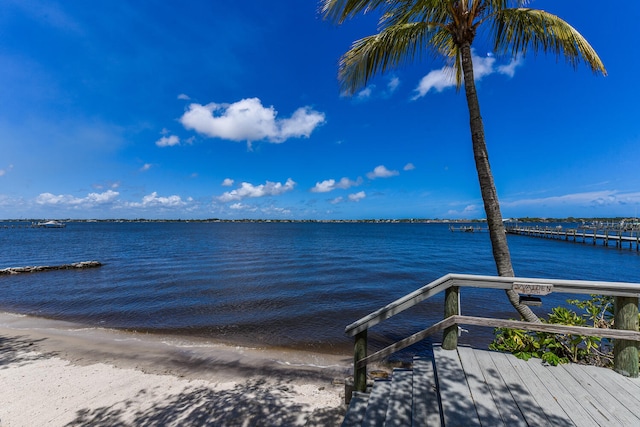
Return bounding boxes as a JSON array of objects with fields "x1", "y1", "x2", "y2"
[{"x1": 0, "y1": 313, "x2": 349, "y2": 426}]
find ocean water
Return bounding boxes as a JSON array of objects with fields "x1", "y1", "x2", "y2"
[{"x1": 1, "y1": 221, "x2": 638, "y2": 355}]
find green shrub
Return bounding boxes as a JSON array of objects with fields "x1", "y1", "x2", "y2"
[{"x1": 490, "y1": 295, "x2": 614, "y2": 367}]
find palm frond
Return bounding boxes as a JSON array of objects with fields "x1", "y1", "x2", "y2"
[
  {"x1": 491, "y1": 8, "x2": 606, "y2": 75},
  {"x1": 339, "y1": 22, "x2": 448, "y2": 94},
  {"x1": 321, "y1": 0, "x2": 397, "y2": 23}
]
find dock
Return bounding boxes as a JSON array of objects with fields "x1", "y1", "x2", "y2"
[
  {"x1": 506, "y1": 225, "x2": 640, "y2": 251},
  {"x1": 448, "y1": 225, "x2": 488, "y2": 232},
  {"x1": 343, "y1": 344, "x2": 640, "y2": 426}
]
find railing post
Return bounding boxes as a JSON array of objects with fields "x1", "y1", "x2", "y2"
[
  {"x1": 614, "y1": 296, "x2": 639, "y2": 377},
  {"x1": 354, "y1": 329, "x2": 368, "y2": 393},
  {"x1": 442, "y1": 286, "x2": 459, "y2": 350}
]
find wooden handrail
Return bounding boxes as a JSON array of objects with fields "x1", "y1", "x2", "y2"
[
  {"x1": 346, "y1": 274, "x2": 640, "y2": 336},
  {"x1": 355, "y1": 315, "x2": 640, "y2": 369},
  {"x1": 347, "y1": 274, "x2": 640, "y2": 399}
]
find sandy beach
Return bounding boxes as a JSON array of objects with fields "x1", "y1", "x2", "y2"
[{"x1": 0, "y1": 313, "x2": 350, "y2": 426}]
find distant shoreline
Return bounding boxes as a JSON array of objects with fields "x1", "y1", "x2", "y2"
[{"x1": 2, "y1": 217, "x2": 636, "y2": 224}]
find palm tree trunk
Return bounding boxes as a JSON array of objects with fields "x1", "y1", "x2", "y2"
[{"x1": 459, "y1": 42, "x2": 540, "y2": 323}]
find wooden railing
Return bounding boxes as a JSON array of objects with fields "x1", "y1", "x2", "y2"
[{"x1": 347, "y1": 274, "x2": 640, "y2": 395}]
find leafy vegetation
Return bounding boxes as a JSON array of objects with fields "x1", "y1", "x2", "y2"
[{"x1": 490, "y1": 295, "x2": 615, "y2": 366}]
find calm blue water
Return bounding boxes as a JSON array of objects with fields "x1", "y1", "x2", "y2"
[{"x1": 1, "y1": 222, "x2": 638, "y2": 355}]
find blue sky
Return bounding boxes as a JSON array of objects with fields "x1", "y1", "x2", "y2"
[{"x1": 1, "y1": 1, "x2": 638, "y2": 220}]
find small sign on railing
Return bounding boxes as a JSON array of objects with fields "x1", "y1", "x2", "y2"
[{"x1": 512, "y1": 282, "x2": 554, "y2": 295}]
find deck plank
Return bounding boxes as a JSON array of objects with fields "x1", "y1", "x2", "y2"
[
  {"x1": 524, "y1": 360, "x2": 614, "y2": 426},
  {"x1": 362, "y1": 379, "x2": 392, "y2": 427},
  {"x1": 504, "y1": 354, "x2": 575, "y2": 426},
  {"x1": 412, "y1": 356, "x2": 441, "y2": 427},
  {"x1": 433, "y1": 346, "x2": 481, "y2": 426},
  {"x1": 489, "y1": 351, "x2": 551, "y2": 426},
  {"x1": 472, "y1": 349, "x2": 528, "y2": 426},
  {"x1": 384, "y1": 369, "x2": 412, "y2": 427},
  {"x1": 563, "y1": 363, "x2": 640, "y2": 425},
  {"x1": 456, "y1": 347, "x2": 505, "y2": 427}
]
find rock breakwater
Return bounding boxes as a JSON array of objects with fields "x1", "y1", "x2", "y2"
[{"x1": 0, "y1": 261, "x2": 102, "y2": 275}]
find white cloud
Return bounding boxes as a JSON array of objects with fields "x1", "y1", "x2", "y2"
[
  {"x1": 413, "y1": 52, "x2": 524, "y2": 99},
  {"x1": 230, "y1": 202, "x2": 257, "y2": 211},
  {"x1": 403, "y1": 163, "x2": 415, "y2": 171},
  {"x1": 140, "y1": 163, "x2": 152, "y2": 172},
  {"x1": 367, "y1": 165, "x2": 399, "y2": 179},
  {"x1": 311, "y1": 177, "x2": 361, "y2": 193},
  {"x1": 447, "y1": 204, "x2": 480, "y2": 217},
  {"x1": 156, "y1": 135, "x2": 180, "y2": 147},
  {"x1": 503, "y1": 190, "x2": 640, "y2": 209},
  {"x1": 348, "y1": 191, "x2": 366, "y2": 202},
  {"x1": 387, "y1": 77, "x2": 400, "y2": 94},
  {"x1": 330, "y1": 196, "x2": 343, "y2": 204},
  {"x1": 222, "y1": 178, "x2": 234, "y2": 187},
  {"x1": 127, "y1": 192, "x2": 187, "y2": 208},
  {"x1": 36, "y1": 190, "x2": 119, "y2": 208},
  {"x1": 0, "y1": 164, "x2": 14, "y2": 177},
  {"x1": 498, "y1": 55, "x2": 524, "y2": 78},
  {"x1": 178, "y1": 94, "x2": 191, "y2": 100},
  {"x1": 356, "y1": 86, "x2": 374, "y2": 100},
  {"x1": 218, "y1": 178, "x2": 296, "y2": 202},
  {"x1": 180, "y1": 98, "x2": 325, "y2": 145}
]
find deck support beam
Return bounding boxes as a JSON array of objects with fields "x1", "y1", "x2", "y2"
[
  {"x1": 354, "y1": 330, "x2": 368, "y2": 393},
  {"x1": 442, "y1": 286, "x2": 459, "y2": 350},
  {"x1": 614, "y1": 296, "x2": 639, "y2": 377}
]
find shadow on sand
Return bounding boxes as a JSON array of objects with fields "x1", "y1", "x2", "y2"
[{"x1": 65, "y1": 378, "x2": 345, "y2": 426}]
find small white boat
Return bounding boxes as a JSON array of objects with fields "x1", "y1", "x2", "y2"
[{"x1": 36, "y1": 220, "x2": 66, "y2": 228}]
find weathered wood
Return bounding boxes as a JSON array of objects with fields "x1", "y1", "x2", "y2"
[
  {"x1": 356, "y1": 317, "x2": 455, "y2": 368},
  {"x1": 564, "y1": 363, "x2": 638, "y2": 425},
  {"x1": 473, "y1": 349, "x2": 527, "y2": 426},
  {"x1": 452, "y1": 315, "x2": 640, "y2": 341},
  {"x1": 433, "y1": 346, "x2": 481, "y2": 426},
  {"x1": 346, "y1": 274, "x2": 640, "y2": 337},
  {"x1": 412, "y1": 356, "x2": 440, "y2": 427},
  {"x1": 442, "y1": 286, "x2": 459, "y2": 350},
  {"x1": 385, "y1": 369, "x2": 412, "y2": 426},
  {"x1": 505, "y1": 353, "x2": 574, "y2": 425},
  {"x1": 614, "y1": 296, "x2": 639, "y2": 377},
  {"x1": 354, "y1": 330, "x2": 367, "y2": 393},
  {"x1": 457, "y1": 347, "x2": 506, "y2": 426}
]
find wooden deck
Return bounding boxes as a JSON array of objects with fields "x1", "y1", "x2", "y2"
[
  {"x1": 343, "y1": 344, "x2": 640, "y2": 426},
  {"x1": 436, "y1": 345, "x2": 640, "y2": 426}
]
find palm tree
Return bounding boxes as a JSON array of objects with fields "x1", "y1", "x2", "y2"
[{"x1": 322, "y1": 0, "x2": 606, "y2": 322}]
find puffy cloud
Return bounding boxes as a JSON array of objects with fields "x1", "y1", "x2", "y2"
[
  {"x1": 230, "y1": 202, "x2": 257, "y2": 211},
  {"x1": 156, "y1": 135, "x2": 180, "y2": 147},
  {"x1": 497, "y1": 55, "x2": 524, "y2": 77},
  {"x1": 413, "y1": 52, "x2": 523, "y2": 99},
  {"x1": 222, "y1": 178, "x2": 234, "y2": 187},
  {"x1": 127, "y1": 192, "x2": 187, "y2": 208},
  {"x1": 403, "y1": 163, "x2": 415, "y2": 171},
  {"x1": 311, "y1": 177, "x2": 361, "y2": 193},
  {"x1": 140, "y1": 163, "x2": 152, "y2": 172},
  {"x1": 367, "y1": 165, "x2": 399, "y2": 179},
  {"x1": 387, "y1": 77, "x2": 400, "y2": 94},
  {"x1": 348, "y1": 191, "x2": 366, "y2": 202},
  {"x1": 180, "y1": 98, "x2": 325, "y2": 145},
  {"x1": 330, "y1": 196, "x2": 343, "y2": 204},
  {"x1": 36, "y1": 190, "x2": 119, "y2": 208},
  {"x1": 177, "y1": 93, "x2": 191, "y2": 100},
  {"x1": 356, "y1": 86, "x2": 374, "y2": 100},
  {"x1": 218, "y1": 178, "x2": 296, "y2": 202}
]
